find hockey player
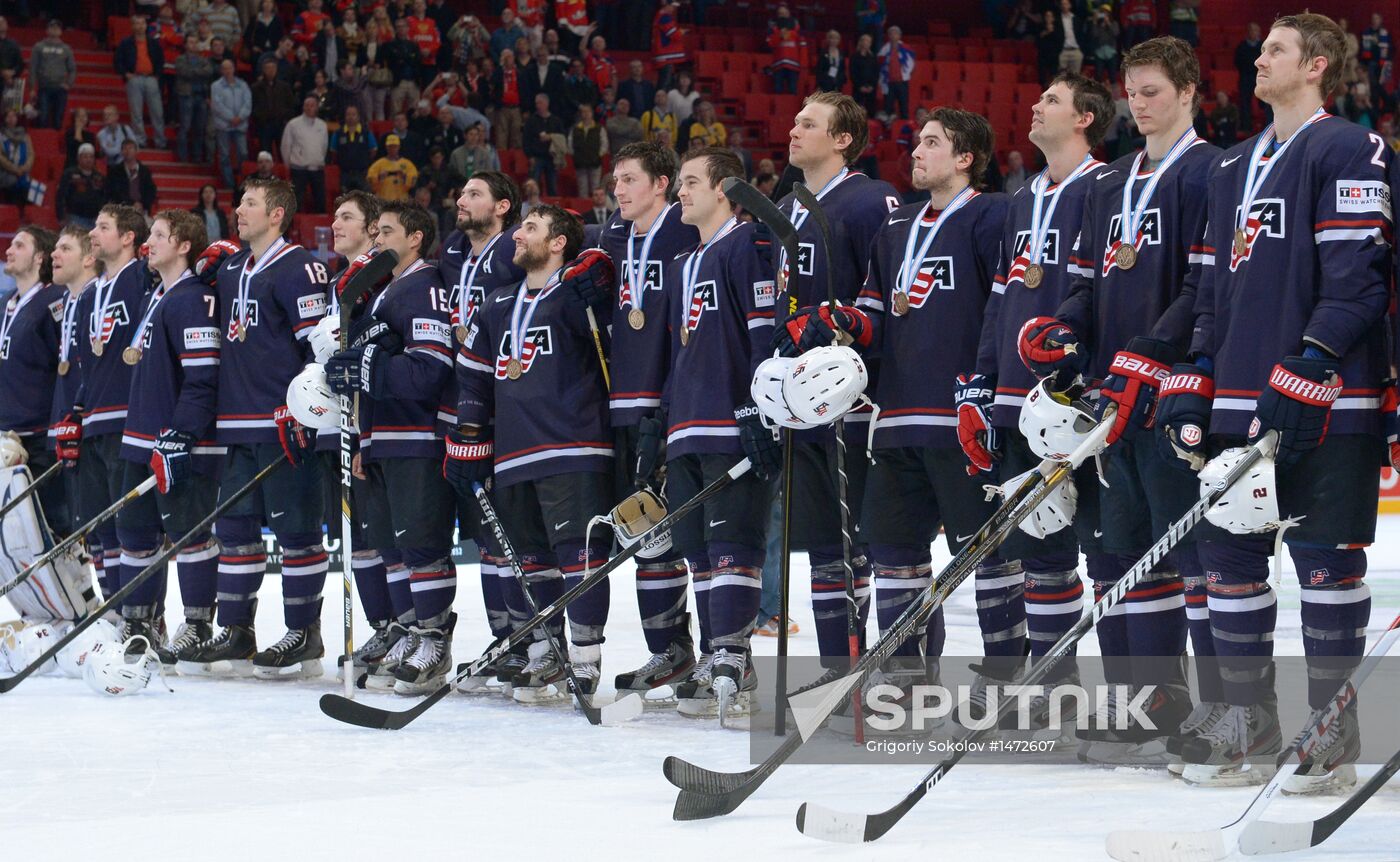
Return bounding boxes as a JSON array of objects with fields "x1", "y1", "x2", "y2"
[
  {"x1": 1028, "y1": 37, "x2": 1221, "y2": 761},
  {"x1": 47, "y1": 227, "x2": 100, "y2": 545},
  {"x1": 115, "y1": 210, "x2": 224, "y2": 665},
  {"x1": 181, "y1": 177, "x2": 330, "y2": 679},
  {"x1": 656, "y1": 147, "x2": 778, "y2": 718},
  {"x1": 326, "y1": 201, "x2": 459, "y2": 695},
  {"x1": 438, "y1": 172, "x2": 532, "y2": 692},
  {"x1": 447, "y1": 205, "x2": 615, "y2": 702},
  {"x1": 769, "y1": 91, "x2": 899, "y2": 668},
  {"x1": 591, "y1": 141, "x2": 700, "y2": 699},
  {"x1": 853, "y1": 109, "x2": 1022, "y2": 690},
  {"x1": 0, "y1": 226, "x2": 67, "y2": 532},
  {"x1": 960, "y1": 74, "x2": 1112, "y2": 705},
  {"x1": 1156, "y1": 13, "x2": 1392, "y2": 790}
]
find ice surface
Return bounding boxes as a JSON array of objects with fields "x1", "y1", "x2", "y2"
[{"x1": 6, "y1": 518, "x2": 1400, "y2": 861}]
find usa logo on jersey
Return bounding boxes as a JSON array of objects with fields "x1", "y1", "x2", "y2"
[
  {"x1": 494, "y1": 326, "x2": 553, "y2": 378},
  {"x1": 94, "y1": 301, "x2": 131, "y2": 348},
  {"x1": 684, "y1": 280, "x2": 719, "y2": 333},
  {"x1": 1007, "y1": 230, "x2": 1060, "y2": 284},
  {"x1": 1229, "y1": 198, "x2": 1285, "y2": 271},
  {"x1": 1101, "y1": 209, "x2": 1162, "y2": 275},
  {"x1": 226, "y1": 299, "x2": 260, "y2": 340},
  {"x1": 905, "y1": 256, "x2": 955, "y2": 308}
]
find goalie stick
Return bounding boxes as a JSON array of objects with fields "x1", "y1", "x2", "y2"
[
  {"x1": 318, "y1": 457, "x2": 755, "y2": 730},
  {"x1": 796, "y1": 433, "x2": 1278, "y2": 843},
  {"x1": 0, "y1": 455, "x2": 287, "y2": 692},
  {"x1": 0, "y1": 461, "x2": 63, "y2": 524},
  {"x1": 0, "y1": 474, "x2": 157, "y2": 602},
  {"x1": 1107, "y1": 608, "x2": 1400, "y2": 862},
  {"x1": 473, "y1": 482, "x2": 643, "y2": 726},
  {"x1": 334, "y1": 247, "x2": 398, "y2": 700},
  {"x1": 662, "y1": 409, "x2": 1114, "y2": 820}
]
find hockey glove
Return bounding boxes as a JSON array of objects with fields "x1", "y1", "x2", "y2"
[
  {"x1": 1155, "y1": 361, "x2": 1214, "y2": 471},
  {"x1": 443, "y1": 426, "x2": 494, "y2": 497},
  {"x1": 1098, "y1": 336, "x2": 1177, "y2": 445},
  {"x1": 773, "y1": 304, "x2": 873, "y2": 357},
  {"x1": 194, "y1": 240, "x2": 243, "y2": 287},
  {"x1": 346, "y1": 316, "x2": 402, "y2": 350},
  {"x1": 1384, "y1": 386, "x2": 1400, "y2": 471},
  {"x1": 735, "y1": 401, "x2": 782, "y2": 481},
  {"x1": 1249, "y1": 353, "x2": 1342, "y2": 466},
  {"x1": 335, "y1": 249, "x2": 393, "y2": 301},
  {"x1": 1017, "y1": 316, "x2": 1086, "y2": 389},
  {"x1": 325, "y1": 342, "x2": 395, "y2": 398},
  {"x1": 150, "y1": 429, "x2": 195, "y2": 494},
  {"x1": 54, "y1": 413, "x2": 82, "y2": 466},
  {"x1": 634, "y1": 410, "x2": 667, "y2": 487},
  {"x1": 274, "y1": 405, "x2": 315, "y2": 466},
  {"x1": 954, "y1": 373, "x2": 999, "y2": 475},
  {"x1": 560, "y1": 248, "x2": 616, "y2": 311}
]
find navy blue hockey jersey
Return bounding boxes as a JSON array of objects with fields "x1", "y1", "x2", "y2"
[
  {"x1": 857, "y1": 192, "x2": 1008, "y2": 449},
  {"x1": 438, "y1": 225, "x2": 525, "y2": 331},
  {"x1": 73, "y1": 257, "x2": 151, "y2": 437},
  {"x1": 47, "y1": 284, "x2": 87, "y2": 450},
  {"x1": 1189, "y1": 114, "x2": 1393, "y2": 437},
  {"x1": 120, "y1": 274, "x2": 224, "y2": 471},
  {"x1": 772, "y1": 170, "x2": 901, "y2": 310},
  {"x1": 0, "y1": 282, "x2": 66, "y2": 437},
  {"x1": 214, "y1": 239, "x2": 328, "y2": 443}
]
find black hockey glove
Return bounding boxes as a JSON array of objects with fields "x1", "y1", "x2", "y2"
[
  {"x1": 325, "y1": 341, "x2": 396, "y2": 398},
  {"x1": 346, "y1": 316, "x2": 401, "y2": 350},
  {"x1": 1097, "y1": 336, "x2": 1177, "y2": 445},
  {"x1": 1249, "y1": 353, "x2": 1342, "y2": 466},
  {"x1": 443, "y1": 426, "x2": 494, "y2": 497},
  {"x1": 1154, "y1": 361, "x2": 1214, "y2": 471},
  {"x1": 634, "y1": 410, "x2": 667, "y2": 487},
  {"x1": 735, "y1": 401, "x2": 782, "y2": 481},
  {"x1": 149, "y1": 429, "x2": 195, "y2": 494}
]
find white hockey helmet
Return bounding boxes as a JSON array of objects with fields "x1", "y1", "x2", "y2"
[
  {"x1": 0, "y1": 621, "x2": 66, "y2": 676},
  {"x1": 84, "y1": 635, "x2": 164, "y2": 696},
  {"x1": 0, "y1": 430, "x2": 27, "y2": 467},
  {"x1": 782, "y1": 345, "x2": 870, "y2": 426},
  {"x1": 608, "y1": 487, "x2": 672, "y2": 558},
  {"x1": 750, "y1": 356, "x2": 817, "y2": 430},
  {"x1": 286, "y1": 363, "x2": 341, "y2": 430},
  {"x1": 56, "y1": 618, "x2": 121, "y2": 679},
  {"x1": 308, "y1": 315, "x2": 342, "y2": 365},
  {"x1": 1201, "y1": 447, "x2": 1280, "y2": 534},
  {"x1": 996, "y1": 469, "x2": 1078, "y2": 539},
  {"x1": 1019, "y1": 378, "x2": 1099, "y2": 461}
]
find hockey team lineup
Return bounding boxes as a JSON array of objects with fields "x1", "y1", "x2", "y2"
[{"x1": 6, "y1": 11, "x2": 1400, "y2": 861}]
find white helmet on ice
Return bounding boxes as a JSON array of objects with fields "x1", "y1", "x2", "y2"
[
  {"x1": 286, "y1": 363, "x2": 341, "y2": 430},
  {"x1": 607, "y1": 487, "x2": 672, "y2": 559},
  {"x1": 1018, "y1": 378, "x2": 1098, "y2": 461},
  {"x1": 1201, "y1": 447, "x2": 1280, "y2": 534},
  {"x1": 0, "y1": 430, "x2": 27, "y2": 467},
  {"x1": 782, "y1": 345, "x2": 870, "y2": 426},
  {"x1": 308, "y1": 315, "x2": 342, "y2": 365},
  {"x1": 750, "y1": 356, "x2": 817, "y2": 430},
  {"x1": 995, "y1": 469, "x2": 1078, "y2": 539},
  {"x1": 0, "y1": 621, "x2": 67, "y2": 676},
  {"x1": 83, "y1": 635, "x2": 166, "y2": 697},
  {"x1": 55, "y1": 618, "x2": 121, "y2": 678}
]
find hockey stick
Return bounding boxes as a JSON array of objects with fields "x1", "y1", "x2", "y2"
[
  {"x1": 1108, "y1": 607, "x2": 1400, "y2": 862},
  {"x1": 721, "y1": 176, "x2": 800, "y2": 732},
  {"x1": 318, "y1": 457, "x2": 755, "y2": 730},
  {"x1": 473, "y1": 483, "x2": 643, "y2": 725},
  {"x1": 584, "y1": 307, "x2": 611, "y2": 391},
  {"x1": 0, "y1": 474, "x2": 157, "y2": 602},
  {"x1": 797, "y1": 433, "x2": 1278, "y2": 844},
  {"x1": 0, "y1": 455, "x2": 287, "y2": 693},
  {"x1": 663, "y1": 410, "x2": 1114, "y2": 820},
  {"x1": 334, "y1": 247, "x2": 398, "y2": 700},
  {"x1": 0, "y1": 461, "x2": 64, "y2": 524},
  {"x1": 791, "y1": 181, "x2": 864, "y2": 744}
]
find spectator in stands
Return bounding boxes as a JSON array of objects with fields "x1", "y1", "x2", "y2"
[
  {"x1": 753, "y1": 171, "x2": 777, "y2": 198},
  {"x1": 406, "y1": 0, "x2": 442, "y2": 68},
  {"x1": 1167, "y1": 0, "x2": 1199, "y2": 46},
  {"x1": 1086, "y1": 5, "x2": 1120, "y2": 82},
  {"x1": 173, "y1": 34, "x2": 215, "y2": 165},
  {"x1": 1381, "y1": 115, "x2": 1400, "y2": 154},
  {"x1": 57, "y1": 143, "x2": 106, "y2": 229},
  {"x1": 817, "y1": 30, "x2": 847, "y2": 93},
  {"x1": 1005, "y1": 0, "x2": 1037, "y2": 42},
  {"x1": 449, "y1": 14, "x2": 491, "y2": 67},
  {"x1": 582, "y1": 185, "x2": 614, "y2": 224},
  {"x1": 524, "y1": 43, "x2": 566, "y2": 110},
  {"x1": 667, "y1": 71, "x2": 698, "y2": 123},
  {"x1": 542, "y1": 28, "x2": 570, "y2": 66},
  {"x1": 584, "y1": 36, "x2": 617, "y2": 94},
  {"x1": 245, "y1": 0, "x2": 284, "y2": 60},
  {"x1": 310, "y1": 19, "x2": 346, "y2": 79},
  {"x1": 383, "y1": 110, "x2": 425, "y2": 164},
  {"x1": 449, "y1": 122, "x2": 499, "y2": 179},
  {"x1": 291, "y1": 0, "x2": 329, "y2": 47},
  {"x1": 97, "y1": 104, "x2": 140, "y2": 168},
  {"x1": 1053, "y1": 0, "x2": 1086, "y2": 76},
  {"x1": 116, "y1": 13, "x2": 168, "y2": 150},
  {"x1": 518, "y1": 0, "x2": 547, "y2": 49},
  {"x1": 640, "y1": 89, "x2": 676, "y2": 148},
  {"x1": 283, "y1": 96, "x2": 328, "y2": 212},
  {"x1": 330, "y1": 104, "x2": 376, "y2": 191},
  {"x1": 1234, "y1": 22, "x2": 1264, "y2": 134},
  {"x1": 877, "y1": 26, "x2": 914, "y2": 119},
  {"x1": 493, "y1": 48, "x2": 525, "y2": 150},
  {"x1": 1361, "y1": 13, "x2": 1392, "y2": 98},
  {"x1": 1119, "y1": 0, "x2": 1156, "y2": 50},
  {"x1": 520, "y1": 177, "x2": 542, "y2": 217},
  {"x1": 1208, "y1": 90, "x2": 1238, "y2": 147},
  {"x1": 606, "y1": 96, "x2": 643, "y2": 151},
  {"x1": 426, "y1": 105, "x2": 464, "y2": 155},
  {"x1": 417, "y1": 146, "x2": 457, "y2": 201},
  {"x1": 848, "y1": 33, "x2": 879, "y2": 118},
  {"x1": 1002, "y1": 149, "x2": 1029, "y2": 194},
  {"x1": 570, "y1": 103, "x2": 607, "y2": 196},
  {"x1": 208, "y1": 36, "x2": 236, "y2": 65},
  {"x1": 0, "y1": 109, "x2": 32, "y2": 206},
  {"x1": 303, "y1": 69, "x2": 337, "y2": 120},
  {"x1": 688, "y1": 100, "x2": 724, "y2": 149},
  {"x1": 332, "y1": 60, "x2": 368, "y2": 125},
  {"x1": 491, "y1": 8, "x2": 527, "y2": 60},
  {"x1": 1035, "y1": 10, "x2": 1061, "y2": 87},
  {"x1": 767, "y1": 5, "x2": 803, "y2": 95},
  {"x1": 650, "y1": 1, "x2": 685, "y2": 90},
  {"x1": 617, "y1": 61, "x2": 655, "y2": 121},
  {"x1": 384, "y1": 18, "x2": 424, "y2": 115},
  {"x1": 1340, "y1": 81, "x2": 1380, "y2": 130},
  {"x1": 523, "y1": 92, "x2": 563, "y2": 194},
  {"x1": 191, "y1": 0, "x2": 243, "y2": 46},
  {"x1": 192, "y1": 183, "x2": 230, "y2": 241},
  {"x1": 253, "y1": 60, "x2": 298, "y2": 156},
  {"x1": 561, "y1": 59, "x2": 600, "y2": 126},
  {"x1": 64, "y1": 107, "x2": 96, "y2": 168},
  {"x1": 556, "y1": 0, "x2": 591, "y2": 57},
  {"x1": 0, "y1": 17, "x2": 21, "y2": 76},
  {"x1": 728, "y1": 127, "x2": 752, "y2": 178},
  {"x1": 0, "y1": 67, "x2": 24, "y2": 119},
  {"x1": 339, "y1": 7, "x2": 367, "y2": 61},
  {"x1": 367, "y1": 133, "x2": 418, "y2": 200},
  {"x1": 211, "y1": 58, "x2": 252, "y2": 187},
  {"x1": 855, "y1": 0, "x2": 885, "y2": 44},
  {"x1": 105, "y1": 139, "x2": 157, "y2": 213},
  {"x1": 364, "y1": 25, "x2": 392, "y2": 120},
  {"x1": 259, "y1": 36, "x2": 297, "y2": 84},
  {"x1": 30, "y1": 19, "x2": 75, "y2": 130},
  {"x1": 234, "y1": 150, "x2": 277, "y2": 206}
]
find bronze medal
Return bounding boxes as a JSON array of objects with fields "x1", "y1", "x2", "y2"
[
  {"x1": 122, "y1": 346, "x2": 142, "y2": 365},
  {"x1": 680, "y1": 328, "x2": 690, "y2": 347},
  {"x1": 91, "y1": 340, "x2": 103, "y2": 357},
  {"x1": 237, "y1": 327, "x2": 248, "y2": 342},
  {"x1": 1116, "y1": 244, "x2": 1137, "y2": 270},
  {"x1": 57, "y1": 360, "x2": 70, "y2": 376},
  {"x1": 628, "y1": 308, "x2": 645, "y2": 330},
  {"x1": 1233, "y1": 228, "x2": 1248, "y2": 256},
  {"x1": 1024, "y1": 263, "x2": 1044, "y2": 289},
  {"x1": 454, "y1": 324, "x2": 469, "y2": 343},
  {"x1": 893, "y1": 292, "x2": 911, "y2": 315},
  {"x1": 776, "y1": 269, "x2": 787, "y2": 297},
  {"x1": 506, "y1": 357, "x2": 523, "y2": 380}
]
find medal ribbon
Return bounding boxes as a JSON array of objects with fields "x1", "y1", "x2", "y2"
[
  {"x1": 503, "y1": 268, "x2": 562, "y2": 374},
  {"x1": 0, "y1": 283, "x2": 42, "y2": 350},
  {"x1": 58, "y1": 281, "x2": 90, "y2": 366},
  {"x1": 371, "y1": 258, "x2": 429, "y2": 317},
  {"x1": 88, "y1": 257, "x2": 137, "y2": 351},
  {"x1": 681, "y1": 217, "x2": 739, "y2": 339},
  {"x1": 236, "y1": 237, "x2": 289, "y2": 339},
  {"x1": 456, "y1": 231, "x2": 505, "y2": 328},
  {"x1": 896, "y1": 186, "x2": 979, "y2": 300},
  {"x1": 1237, "y1": 107, "x2": 1328, "y2": 234},
  {"x1": 779, "y1": 167, "x2": 854, "y2": 283},
  {"x1": 1118, "y1": 127, "x2": 1205, "y2": 251},
  {"x1": 1026, "y1": 154, "x2": 1099, "y2": 266},
  {"x1": 624, "y1": 202, "x2": 673, "y2": 313}
]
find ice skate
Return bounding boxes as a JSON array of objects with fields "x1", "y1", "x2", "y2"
[
  {"x1": 456, "y1": 639, "x2": 525, "y2": 694},
  {"x1": 394, "y1": 614, "x2": 455, "y2": 696},
  {"x1": 511, "y1": 638, "x2": 569, "y2": 704},
  {"x1": 1180, "y1": 703, "x2": 1282, "y2": 787},
  {"x1": 685, "y1": 650, "x2": 756, "y2": 724},
  {"x1": 336, "y1": 621, "x2": 392, "y2": 683},
  {"x1": 494, "y1": 640, "x2": 531, "y2": 696},
  {"x1": 674, "y1": 652, "x2": 716, "y2": 717},
  {"x1": 567, "y1": 642, "x2": 601, "y2": 701},
  {"x1": 1077, "y1": 682, "x2": 1190, "y2": 766},
  {"x1": 829, "y1": 661, "x2": 938, "y2": 738},
  {"x1": 1166, "y1": 700, "x2": 1229, "y2": 775},
  {"x1": 1282, "y1": 705, "x2": 1360, "y2": 795},
  {"x1": 613, "y1": 627, "x2": 695, "y2": 708},
  {"x1": 365, "y1": 622, "x2": 415, "y2": 692},
  {"x1": 157, "y1": 618, "x2": 213, "y2": 668},
  {"x1": 252, "y1": 622, "x2": 325, "y2": 680},
  {"x1": 120, "y1": 615, "x2": 164, "y2": 661},
  {"x1": 178, "y1": 623, "x2": 258, "y2": 677}
]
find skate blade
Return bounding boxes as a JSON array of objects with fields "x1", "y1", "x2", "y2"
[
  {"x1": 454, "y1": 675, "x2": 501, "y2": 695},
  {"x1": 676, "y1": 696, "x2": 718, "y2": 719},
  {"x1": 393, "y1": 674, "x2": 448, "y2": 696},
  {"x1": 173, "y1": 659, "x2": 211, "y2": 675},
  {"x1": 253, "y1": 660, "x2": 324, "y2": 681},
  {"x1": 178, "y1": 658, "x2": 253, "y2": 678},
  {"x1": 1180, "y1": 761, "x2": 1277, "y2": 787},
  {"x1": 1282, "y1": 763, "x2": 1357, "y2": 795},
  {"x1": 1078, "y1": 739, "x2": 1173, "y2": 767},
  {"x1": 512, "y1": 683, "x2": 570, "y2": 705},
  {"x1": 363, "y1": 672, "x2": 398, "y2": 692}
]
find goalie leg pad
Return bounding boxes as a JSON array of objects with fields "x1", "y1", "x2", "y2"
[
  {"x1": 279, "y1": 537, "x2": 329, "y2": 629},
  {"x1": 1290, "y1": 546, "x2": 1369, "y2": 709},
  {"x1": 215, "y1": 516, "x2": 266, "y2": 626},
  {"x1": 0, "y1": 465, "x2": 98, "y2": 623}
]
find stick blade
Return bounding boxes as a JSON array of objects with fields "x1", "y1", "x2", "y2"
[
  {"x1": 1237, "y1": 820, "x2": 1314, "y2": 856},
  {"x1": 596, "y1": 691, "x2": 644, "y2": 726},
  {"x1": 318, "y1": 692, "x2": 424, "y2": 730},
  {"x1": 662, "y1": 755, "x2": 759, "y2": 794},
  {"x1": 1105, "y1": 829, "x2": 1231, "y2": 862},
  {"x1": 795, "y1": 801, "x2": 870, "y2": 843},
  {"x1": 671, "y1": 785, "x2": 752, "y2": 821}
]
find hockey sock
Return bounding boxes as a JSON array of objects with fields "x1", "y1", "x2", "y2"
[
  {"x1": 382, "y1": 548, "x2": 415, "y2": 624},
  {"x1": 118, "y1": 549, "x2": 165, "y2": 619},
  {"x1": 706, "y1": 543, "x2": 763, "y2": 653},
  {"x1": 478, "y1": 549, "x2": 510, "y2": 638},
  {"x1": 522, "y1": 567, "x2": 565, "y2": 643},
  {"x1": 351, "y1": 550, "x2": 390, "y2": 625},
  {"x1": 1291, "y1": 546, "x2": 1370, "y2": 710},
  {"x1": 174, "y1": 537, "x2": 219, "y2": 615},
  {"x1": 87, "y1": 537, "x2": 114, "y2": 600},
  {"x1": 214, "y1": 517, "x2": 265, "y2": 626},
  {"x1": 405, "y1": 547, "x2": 456, "y2": 624},
  {"x1": 1180, "y1": 551, "x2": 1224, "y2": 702},
  {"x1": 871, "y1": 544, "x2": 932, "y2": 658},
  {"x1": 974, "y1": 557, "x2": 1026, "y2": 658},
  {"x1": 279, "y1": 535, "x2": 329, "y2": 629},
  {"x1": 97, "y1": 518, "x2": 121, "y2": 602},
  {"x1": 635, "y1": 554, "x2": 690, "y2": 654},
  {"x1": 809, "y1": 545, "x2": 871, "y2": 662},
  {"x1": 688, "y1": 553, "x2": 712, "y2": 654},
  {"x1": 1092, "y1": 560, "x2": 1131, "y2": 684},
  {"x1": 501, "y1": 551, "x2": 553, "y2": 634},
  {"x1": 1123, "y1": 563, "x2": 1187, "y2": 687},
  {"x1": 557, "y1": 538, "x2": 611, "y2": 647},
  {"x1": 1200, "y1": 536, "x2": 1275, "y2": 707},
  {"x1": 1024, "y1": 551, "x2": 1082, "y2": 674}
]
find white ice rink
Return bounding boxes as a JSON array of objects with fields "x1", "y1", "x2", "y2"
[{"x1": 7, "y1": 518, "x2": 1400, "y2": 862}]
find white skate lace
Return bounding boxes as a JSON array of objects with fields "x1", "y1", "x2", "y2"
[
  {"x1": 573, "y1": 658, "x2": 600, "y2": 681},
  {"x1": 1290, "y1": 713, "x2": 1343, "y2": 759},
  {"x1": 522, "y1": 649, "x2": 558, "y2": 676},
  {"x1": 168, "y1": 623, "x2": 206, "y2": 653},
  {"x1": 264, "y1": 629, "x2": 306, "y2": 656},
  {"x1": 1197, "y1": 704, "x2": 1249, "y2": 758},
  {"x1": 712, "y1": 650, "x2": 746, "y2": 676},
  {"x1": 1179, "y1": 700, "x2": 1227, "y2": 737},
  {"x1": 352, "y1": 628, "x2": 390, "y2": 661},
  {"x1": 404, "y1": 633, "x2": 443, "y2": 671},
  {"x1": 383, "y1": 629, "x2": 415, "y2": 665},
  {"x1": 689, "y1": 653, "x2": 715, "y2": 684}
]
